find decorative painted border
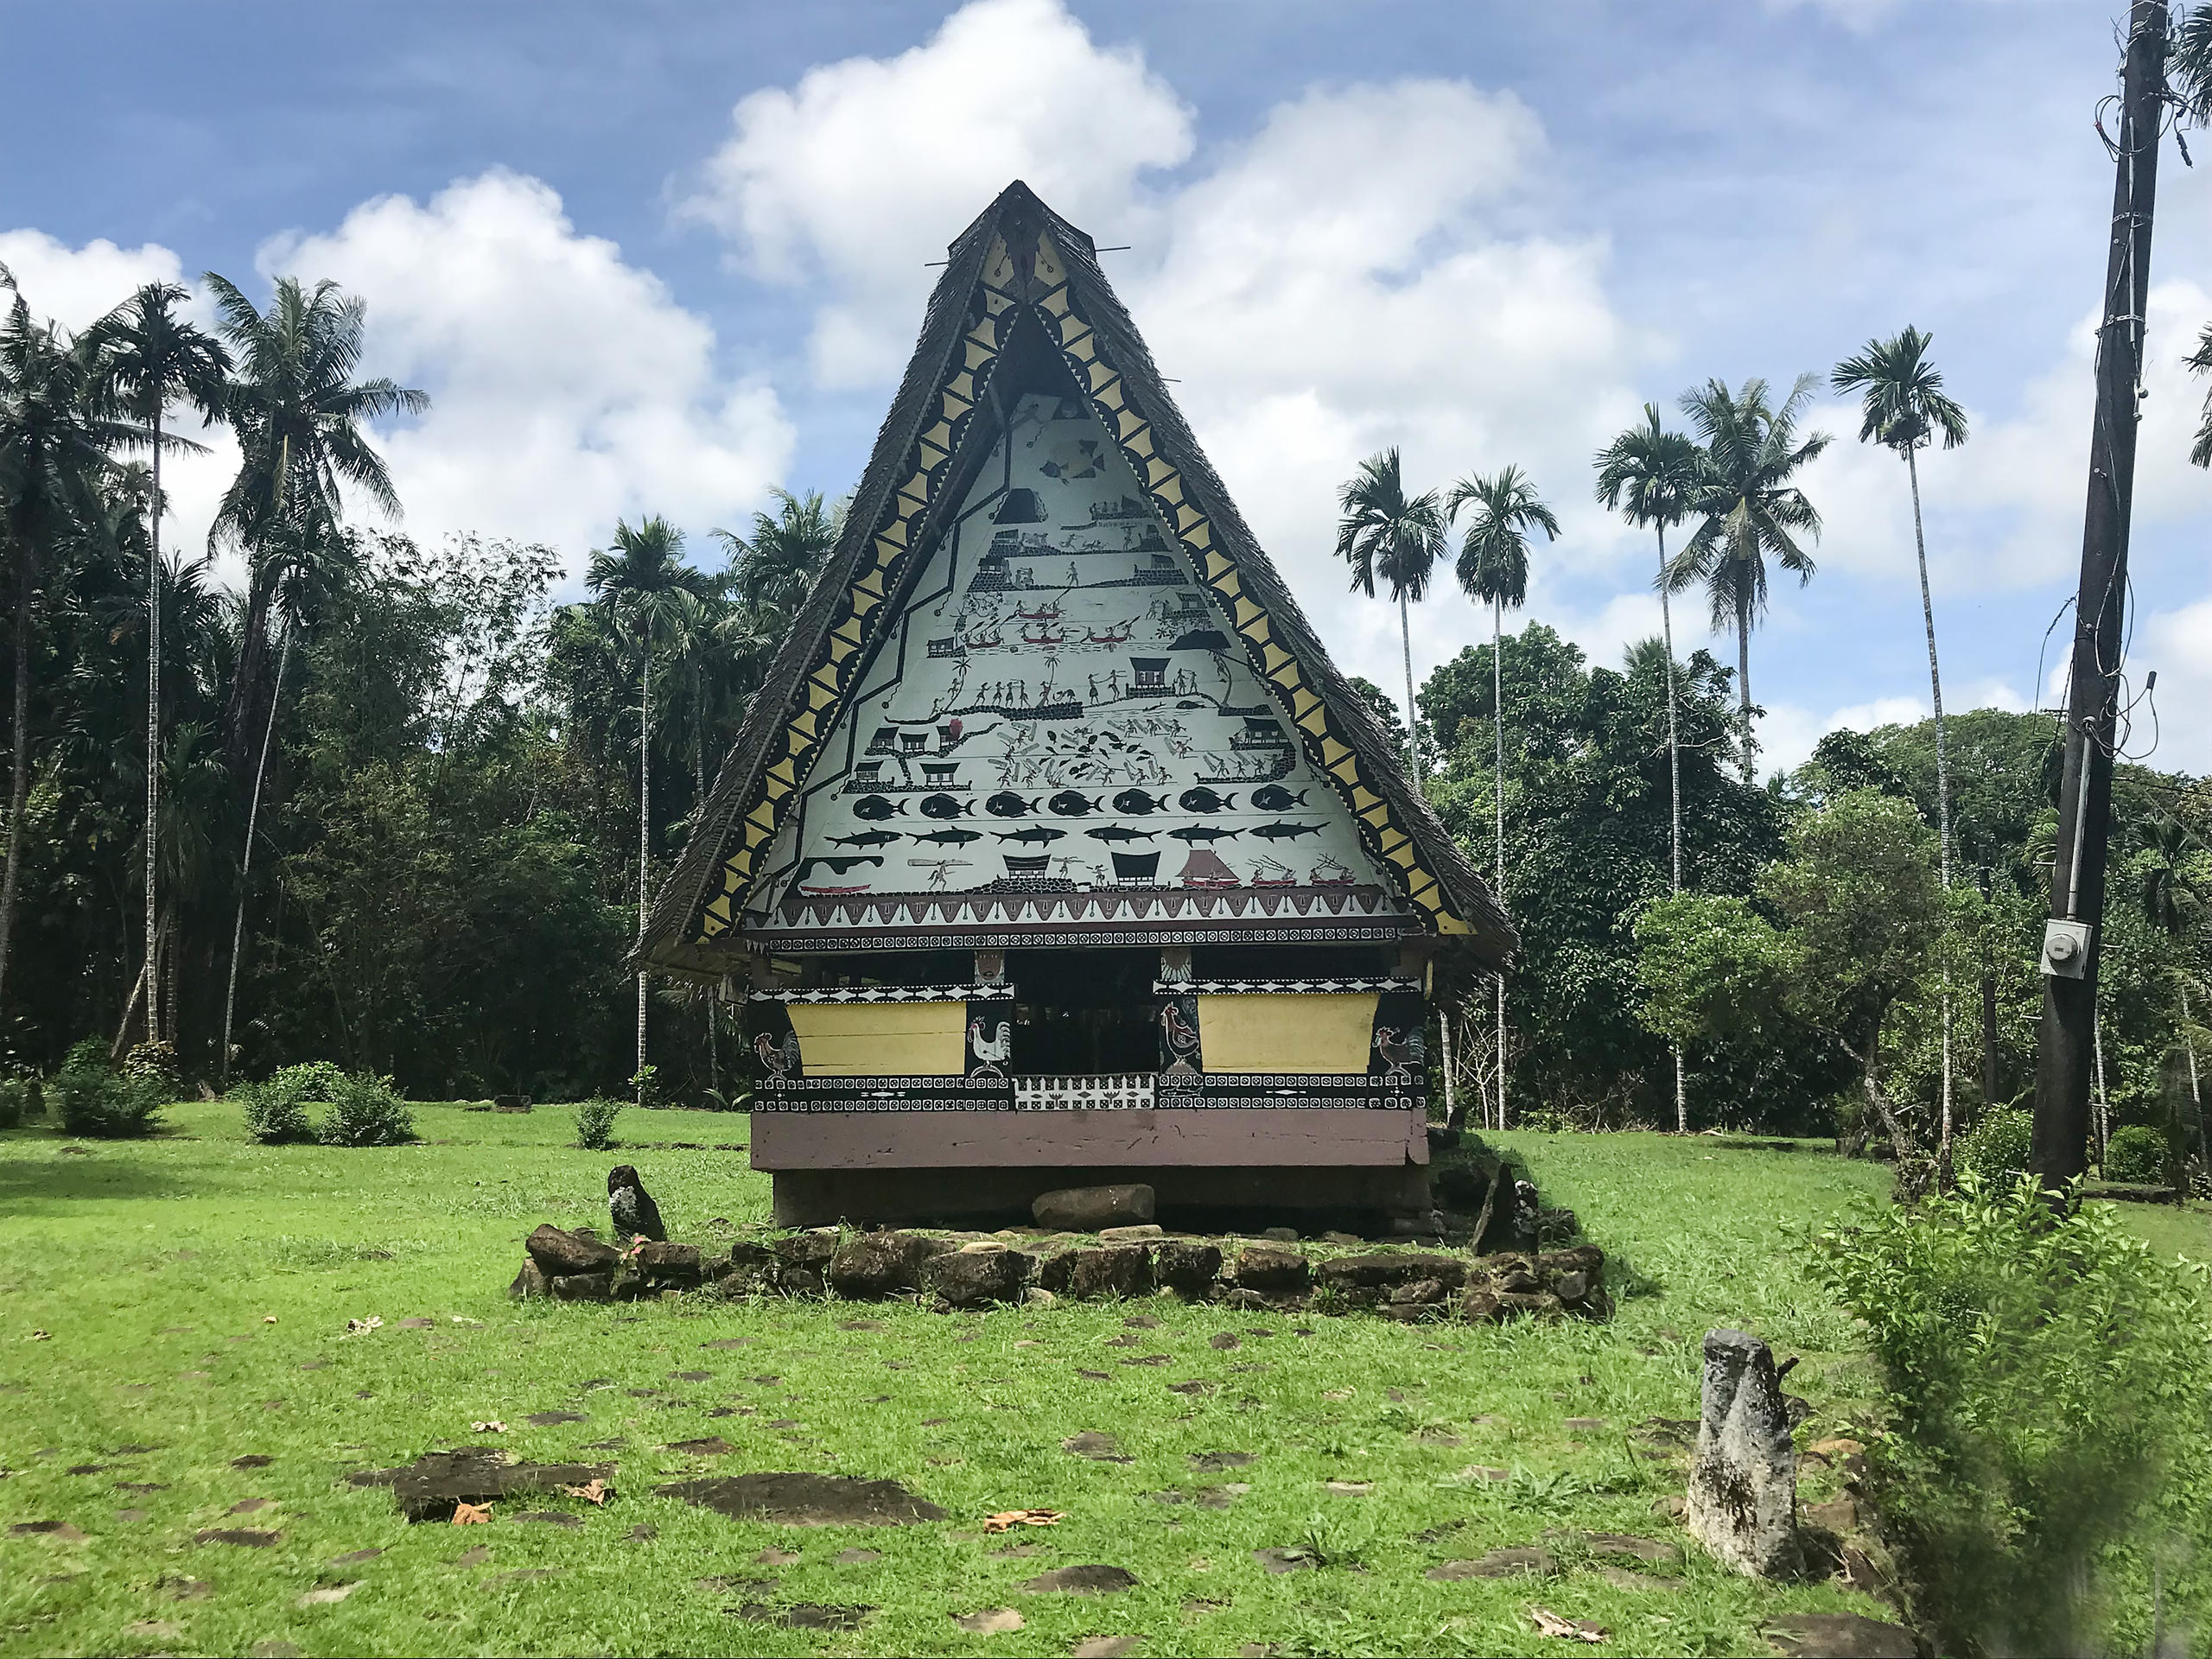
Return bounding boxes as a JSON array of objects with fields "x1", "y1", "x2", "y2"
[
  {"x1": 1013, "y1": 1073, "x2": 1157, "y2": 1110},
  {"x1": 1152, "y1": 978, "x2": 1421, "y2": 995},
  {"x1": 747, "y1": 984, "x2": 1014, "y2": 1005}
]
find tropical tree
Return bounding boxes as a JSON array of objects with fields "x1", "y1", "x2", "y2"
[
  {"x1": 1595, "y1": 407, "x2": 1703, "y2": 1131},
  {"x1": 1833, "y1": 327, "x2": 1971, "y2": 1178},
  {"x1": 2133, "y1": 815, "x2": 2208, "y2": 1160},
  {"x1": 1665, "y1": 376, "x2": 1829, "y2": 785},
  {"x1": 0, "y1": 278, "x2": 151, "y2": 1009},
  {"x1": 587, "y1": 516, "x2": 715, "y2": 1103},
  {"x1": 205, "y1": 273, "x2": 426, "y2": 783},
  {"x1": 1334, "y1": 448, "x2": 1444, "y2": 779},
  {"x1": 81, "y1": 283, "x2": 230, "y2": 1046},
  {"x1": 713, "y1": 487, "x2": 842, "y2": 625},
  {"x1": 1446, "y1": 464, "x2": 1559, "y2": 1129}
]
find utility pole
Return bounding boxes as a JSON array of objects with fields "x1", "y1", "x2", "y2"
[{"x1": 2032, "y1": 0, "x2": 2168, "y2": 1186}]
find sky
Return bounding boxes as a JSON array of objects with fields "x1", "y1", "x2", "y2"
[{"x1": 3, "y1": 0, "x2": 2209, "y2": 776}]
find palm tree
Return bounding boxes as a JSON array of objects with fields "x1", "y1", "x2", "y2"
[
  {"x1": 1594, "y1": 407, "x2": 1703, "y2": 1132},
  {"x1": 1833, "y1": 327, "x2": 1970, "y2": 1180},
  {"x1": 588, "y1": 517, "x2": 714, "y2": 1103},
  {"x1": 713, "y1": 488, "x2": 842, "y2": 625},
  {"x1": 1334, "y1": 449, "x2": 1444, "y2": 779},
  {"x1": 2136, "y1": 816, "x2": 2209, "y2": 1163},
  {"x1": 1446, "y1": 465, "x2": 1559, "y2": 1132},
  {"x1": 0, "y1": 278, "x2": 152, "y2": 1009},
  {"x1": 1666, "y1": 376, "x2": 1829, "y2": 785},
  {"x1": 205, "y1": 273, "x2": 426, "y2": 785},
  {"x1": 2185, "y1": 325, "x2": 2212, "y2": 469},
  {"x1": 81, "y1": 283, "x2": 230, "y2": 1048}
]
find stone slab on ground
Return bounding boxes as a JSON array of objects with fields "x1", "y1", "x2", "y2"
[{"x1": 654, "y1": 1472, "x2": 948, "y2": 1526}]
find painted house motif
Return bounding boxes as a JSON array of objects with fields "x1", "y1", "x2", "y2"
[{"x1": 638, "y1": 182, "x2": 1514, "y2": 1228}]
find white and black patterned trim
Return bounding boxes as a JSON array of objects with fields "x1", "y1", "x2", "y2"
[
  {"x1": 1013, "y1": 1073, "x2": 1157, "y2": 1110},
  {"x1": 747, "y1": 983, "x2": 1015, "y2": 1004},
  {"x1": 1150, "y1": 977, "x2": 1419, "y2": 995}
]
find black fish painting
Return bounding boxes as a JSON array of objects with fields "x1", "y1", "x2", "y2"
[
  {"x1": 1111, "y1": 789, "x2": 1170, "y2": 815},
  {"x1": 1085, "y1": 823, "x2": 1156, "y2": 842},
  {"x1": 1177, "y1": 787, "x2": 1236, "y2": 814},
  {"x1": 995, "y1": 826, "x2": 1066, "y2": 845},
  {"x1": 795, "y1": 855, "x2": 884, "y2": 880},
  {"x1": 852, "y1": 795, "x2": 906, "y2": 820},
  {"x1": 1248, "y1": 821, "x2": 1326, "y2": 842},
  {"x1": 984, "y1": 791, "x2": 1033, "y2": 817},
  {"x1": 1167, "y1": 825, "x2": 1242, "y2": 843},
  {"x1": 828, "y1": 830, "x2": 901, "y2": 848},
  {"x1": 1250, "y1": 785, "x2": 1309, "y2": 812},
  {"x1": 911, "y1": 827, "x2": 983, "y2": 846},
  {"x1": 919, "y1": 793, "x2": 972, "y2": 819},
  {"x1": 1047, "y1": 790, "x2": 1101, "y2": 817}
]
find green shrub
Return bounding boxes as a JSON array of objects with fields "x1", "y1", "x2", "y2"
[
  {"x1": 2103, "y1": 1123, "x2": 2170, "y2": 1186},
  {"x1": 1955, "y1": 1106, "x2": 2034, "y2": 1186},
  {"x1": 236, "y1": 1059, "x2": 345, "y2": 1144},
  {"x1": 1814, "y1": 1175, "x2": 2212, "y2": 1656},
  {"x1": 51, "y1": 1038, "x2": 165, "y2": 1139},
  {"x1": 0, "y1": 1076, "x2": 33, "y2": 1129},
  {"x1": 317, "y1": 1072, "x2": 416, "y2": 1147},
  {"x1": 573, "y1": 1097, "x2": 622, "y2": 1151}
]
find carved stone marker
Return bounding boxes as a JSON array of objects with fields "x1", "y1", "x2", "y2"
[{"x1": 1686, "y1": 1328, "x2": 1802, "y2": 1577}]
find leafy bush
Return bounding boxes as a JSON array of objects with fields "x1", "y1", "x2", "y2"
[
  {"x1": 1955, "y1": 1106, "x2": 2034, "y2": 1187},
  {"x1": 316, "y1": 1072, "x2": 416, "y2": 1147},
  {"x1": 236, "y1": 1060, "x2": 346, "y2": 1144},
  {"x1": 2103, "y1": 1123, "x2": 2171, "y2": 1186},
  {"x1": 573, "y1": 1097, "x2": 622, "y2": 1151},
  {"x1": 0, "y1": 1075, "x2": 33, "y2": 1129},
  {"x1": 50, "y1": 1038, "x2": 165, "y2": 1138},
  {"x1": 1814, "y1": 1175, "x2": 2212, "y2": 1656}
]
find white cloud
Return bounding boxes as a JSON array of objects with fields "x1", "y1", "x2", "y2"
[
  {"x1": 680, "y1": 0, "x2": 1192, "y2": 385},
  {"x1": 1762, "y1": 694, "x2": 1928, "y2": 777},
  {"x1": 264, "y1": 169, "x2": 794, "y2": 568},
  {"x1": 2137, "y1": 594, "x2": 2212, "y2": 772}
]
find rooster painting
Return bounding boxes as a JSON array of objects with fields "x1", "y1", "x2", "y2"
[
  {"x1": 1372, "y1": 1027, "x2": 1420, "y2": 1083},
  {"x1": 968, "y1": 1018, "x2": 1012, "y2": 1080},
  {"x1": 753, "y1": 1028, "x2": 802, "y2": 1081},
  {"x1": 1160, "y1": 1001, "x2": 1201, "y2": 1074}
]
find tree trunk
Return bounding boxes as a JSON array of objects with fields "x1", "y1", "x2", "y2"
[
  {"x1": 145, "y1": 409, "x2": 163, "y2": 1046},
  {"x1": 0, "y1": 555, "x2": 31, "y2": 1011},
  {"x1": 219, "y1": 625, "x2": 293, "y2": 1084},
  {"x1": 1492, "y1": 599, "x2": 1508, "y2": 1132},
  {"x1": 2093, "y1": 1003, "x2": 2109, "y2": 1166},
  {"x1": 1736, "y1": 583, "x2": 1754, "y2": 786},
  {"x1": 1398, "y1": 589, "x2": 1421, "y2": 779},
  {"x1": 1852, "y1": 1033, "x2": 1916, "y2": 1160},
  {"x1": 1907, "y1": 446, "x2": 1956, "y2": 1185},
  {"x1": 2183, "y1": 985, "x2": 2207, "y2": 1161},
  {"x1": 637, "y1": 660, "x2": 651, "y2": 1106},
  {"x1": 1658, "y1": 524, "x2": 1687, "y2": 1134},
  {"x1": 1438, "y1": 1003, "x2": 1456, "y2": 1127}
]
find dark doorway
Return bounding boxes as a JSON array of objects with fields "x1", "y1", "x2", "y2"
[{"x1": 1007, "y1": 949, "x2": 1156, "y2": 1074}]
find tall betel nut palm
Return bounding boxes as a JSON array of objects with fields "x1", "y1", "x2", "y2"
[
  {"x1": 206, "y1": 271, "x2": 424, "y2": 1080},
  {"x1": 80, "y1": 283, "x2": 230, "y2": 1047},
  {"x1": 1666, "y1": 375, "x2": 1829, "y2": 785},
  {"x1": 1333, "y1": 448, "x2": 1443, "y2": 778},
  {"x1": 588, "y1": 516, "x2": 715, "y2": 1105},
  {"x1": 1594, "y1": 406, "x2": 1702, "y2": 1132},
  {"x1": 1833, "y1": 325, "x2": 1969, "y2": 1180},
  {"x1": 1447, "y1": 464, "x2": 1559, "y2": 1132}
]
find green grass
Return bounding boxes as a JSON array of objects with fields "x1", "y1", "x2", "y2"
[
  {"x1": 2102, "y1": 1197, "x2": 2212, "y2": 1303},
  {"x1": 1, "y1": 1107, "x2": 1902, "y2": 1657}
]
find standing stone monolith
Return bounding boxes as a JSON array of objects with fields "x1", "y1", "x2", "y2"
[{"x1": 1685, "y1": 1327, "x2": 1802, "y2": 1577}]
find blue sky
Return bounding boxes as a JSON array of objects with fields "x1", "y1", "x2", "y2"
[{"x1": 3, "y1": 0, "x2": 2209, "y2": 773}]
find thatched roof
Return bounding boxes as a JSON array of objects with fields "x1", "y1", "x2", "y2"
[{"x1": 638, "y1": 181, "x2": 1515, "y2": 977}]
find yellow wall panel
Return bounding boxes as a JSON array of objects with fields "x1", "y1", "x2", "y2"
[
  {"x1": 788, "y1": 1001, "x2": 967, "y2": 1077},
  {"x1": 1196, "y1": 993, "x2": 1376, "y2": 1075}
]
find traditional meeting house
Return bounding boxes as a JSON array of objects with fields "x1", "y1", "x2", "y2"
[{"x1": 638, "y1": 182, "x2": 1514, "y2": 1228}]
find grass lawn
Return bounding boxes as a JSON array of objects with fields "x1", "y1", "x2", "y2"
[{"x1": 2, "y1": 1105, "x2": 1905, "y2": 1657}]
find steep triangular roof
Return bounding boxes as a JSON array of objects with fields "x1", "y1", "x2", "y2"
[{"x1": 640, "y1": 181, "x2": 1514, "y2": 976}]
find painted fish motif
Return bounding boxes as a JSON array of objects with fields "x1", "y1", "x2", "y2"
[
  {"x1": 1084, "y1": 823, "x2": 1156, "y2": 842},
  {"x1": 1167, "y1": 826, "x2": 1242, "y2": 843},
  {"x1": 984, "y1": 791, "x2": 1034, "y2": 818},
  {"x1": 796, "y1": 855, "x2": 883, "y2": 879},
  {"x1": 911, "y1": 827, "x2": 983, "y2": 846},
  {"x1": 1248, "y1": 821, "x2": 1326, "y2": 842},
  {"x1": 852, "y1": 795, "x2": 906, "y2": 820},
  {"x1": 1250, "y1": 785, "x2": 1309, "y2": 812},
  {"x1": 995, "y1": 826, "x2": 1067, "y2": 845},
  {"x1": 1047, "y1": 790, "x2": 1100, "y2": 817},
  {"x1": 1177, "y1": 787, "x2": 1236, "y2": 814},
  {"x1": 919, "y1": 793, "x2": 973, "y2": 819},
  {"x1": 1111, "y1": 789, "x2": 1170, "y2": 816},
  {"x1": 828, "y1": 830, "x2": 901, "y2": 848}
]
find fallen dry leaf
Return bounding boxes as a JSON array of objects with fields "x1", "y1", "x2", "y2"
[
  {"x1": 344, "y1": 1317, "x2": 382, "y2": 1337},
  {"x1": 296, "y1": 1580, "x2": 362, "y2": 1607},
  {"x1": 28, "y1": 1331, "x2": 49, "y2": 1341},
  {"x1": 982, "y1": 1509, "x2": 1065, "y2": 1533},
  {"x1": 451, "y1": 1502, "x2": 493, "y2": 1526},
  {"x1": 263, "y1": 1315, "x2": 278, "y2": 1325},
  {"x1": 559, "y1": 1479, "x2": 610, "y2": 1506},
  {"x1": 953, "y1": 1608, "x2": 1025, "y2": 1633},
  {"x1": 471, "y1": 1421, "x2": 508, "y2": 1434},
  {"x1": 1808, "y1": 1437, "x2": 1866, "y2": 1458},
  {"x1": 1529, "y1": 1605, "x2": 1608, "y2": 1643}
]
